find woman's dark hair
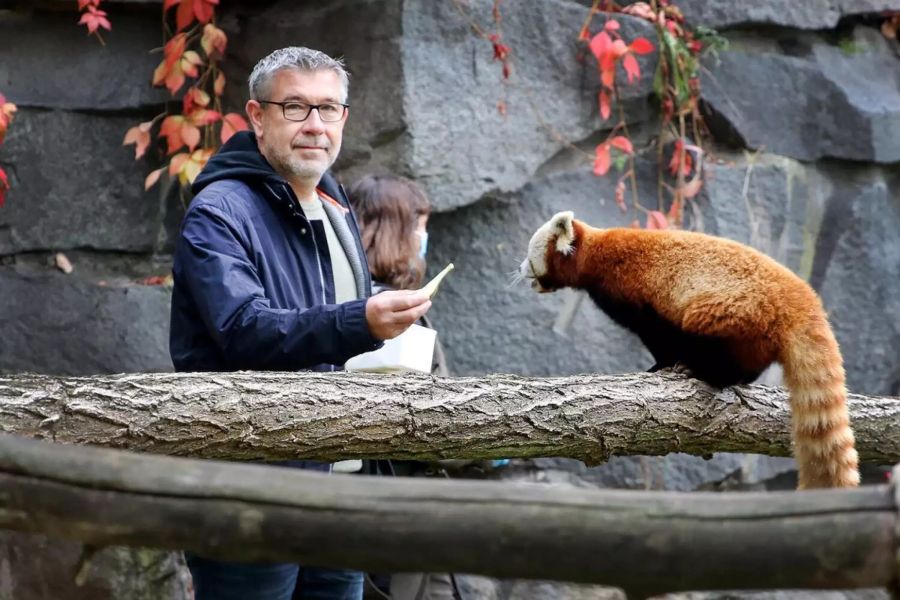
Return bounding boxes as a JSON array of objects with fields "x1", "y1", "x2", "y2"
[{"x1": 348, "y1": 174, "x2": 431, "y2": 290}]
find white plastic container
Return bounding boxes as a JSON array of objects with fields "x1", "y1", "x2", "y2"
[{"x1": 344, "y1": 324, "x2": 436, "y2": 374}]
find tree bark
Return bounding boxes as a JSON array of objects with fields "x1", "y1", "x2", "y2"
[
  {"x1": 0, "y1": 434, "x2": 896, "y2": 598},
  {"x1": 0, "y1": 371, "x2": 898, "y2": 464}
]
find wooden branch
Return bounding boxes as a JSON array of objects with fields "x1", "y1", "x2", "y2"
[
  {"x1": 0, "y1": 434, "x2": 896, "y2": 598},
  {"x1": 0, "y1": 371, "x2": 898, "y2": 464}
]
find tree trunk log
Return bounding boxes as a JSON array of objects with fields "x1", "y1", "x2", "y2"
[
  {"x1": 0, "y1": 434, "x2": 896, "y2": 598},
  {"x1": 1, "y1": 371, "x2": 898, "y2": 464}
]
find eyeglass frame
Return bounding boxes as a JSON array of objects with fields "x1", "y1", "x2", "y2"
[{"x1": 257, "y1": 100, "x2": 349, "y2": 123}]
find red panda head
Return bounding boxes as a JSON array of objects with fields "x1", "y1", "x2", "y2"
[{"x1": 519, "y1": 211, "x2": 577, "y2": 293}]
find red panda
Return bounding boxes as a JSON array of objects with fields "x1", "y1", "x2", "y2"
[{"x1": 520, "y1": 211, "x2": 859, "y2": 489}]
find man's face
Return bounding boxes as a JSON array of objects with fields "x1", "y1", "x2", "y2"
[{"x1": 247, "y1": 68, "x2": 347, "y2": 185}]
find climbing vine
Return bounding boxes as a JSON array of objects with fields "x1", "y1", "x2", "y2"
[
  {"x1": 78, "y1": 0, "x2": 247, "y2": 195},
  {"x1": 455, "y1": 0, "x2": 726, "y2": 230},
  {"x1": 9, "y1": 1, "x2": 886, "y2": 218}
]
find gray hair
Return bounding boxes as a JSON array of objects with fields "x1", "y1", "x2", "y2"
[{"x1": 248, "y1": 47, "x2": 350, "y2": 103}]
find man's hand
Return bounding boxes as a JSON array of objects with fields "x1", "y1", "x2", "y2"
[{"x1": 365, "y1": 290, "x2": 432, "y2": 341}]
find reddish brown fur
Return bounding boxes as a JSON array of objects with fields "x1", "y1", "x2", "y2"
[{"x1": 539, "y1": 220, "x2": 859, "y2": 489}]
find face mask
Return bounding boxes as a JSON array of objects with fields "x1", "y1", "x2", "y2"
[{"x1": 416, "y1": 230, "x2": 428, "y2": 258}]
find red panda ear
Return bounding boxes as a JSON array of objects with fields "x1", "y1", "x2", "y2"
[{"x1": 551, "y1": 211, "x2": 575, "y2": 255}]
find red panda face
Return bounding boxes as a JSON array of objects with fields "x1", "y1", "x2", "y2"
[{"x1": 520, "y1": 211, "x2": 576, "y2": 293}]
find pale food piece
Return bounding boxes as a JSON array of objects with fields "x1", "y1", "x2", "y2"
[{"x1": 420, "y1": 262, "x2": 454, "y2": 299}]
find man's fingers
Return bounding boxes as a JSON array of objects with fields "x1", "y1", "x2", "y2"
[
  {"x1": 389, "y1": 300, "x2": 432, "y2": 325},
  {"x1": 379, "y1": 290, "x2": 430, "y2": 312},
  {"x1": 365, "y1": 291, "x2": 433, "y2": 341}
]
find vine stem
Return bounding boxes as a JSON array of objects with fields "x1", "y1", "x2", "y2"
[
  {"x1": 674, "y1": 112, "x2": 687, "y2": 226},
  {"x1": 614, "y1": 83, "x2": 642, "y2": 214},
  {"x1": 578, "y1": 0, "x2": 603, "y2": 40}
]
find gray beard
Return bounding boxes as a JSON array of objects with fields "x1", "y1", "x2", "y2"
[
  {"x1": 263, "y1": 142, "x2": 337, "y2": 184},
  {"x1": 270, "y1": 152, "x2": 327, "y2": 182}
]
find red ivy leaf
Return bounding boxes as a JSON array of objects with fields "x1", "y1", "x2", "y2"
[
  {"x1": 609, "y1": 136, "x2": 633, "y2": 154},
  {"x1": 646, "y1": 210, "x2": 669, "y2": 230},
  {"x1": 187, "y1": 108, "x2": 221, "y2": 126},
  {"x1": 0, "y1": 98, "x2": 17, "y2": 145},
  {"x1": 182, "y1": 87, "x2": 211, "y2": 115},
  {"x1": 593, "y1": 143, "x2": 611, "y2": 176},
  {"x1": 145, "y1": 167, "x2": 165, "y2": 191},
  {"x1": 201, "y1": 23, "x2": 227, "y2": 59},
  {"x1": 162, "y1": 33, "x2": 187, "y2": 70},
  {"x1": 668, "y1": 140, "x2": 693, "y2": 176},
  {"x1": 589, "y1": 31, "x2": 612, "y2": 62},
  {"x1": 601, "y1": 64, "x2": 616, "y2": 88},
  {"x1": 123, "y1": 120, "x2": 153, "y2": 159},
  {"x1": 171, "y1": 0, "x2": 218, "y2": 32},
  {"x1": 622, "y1": 53, "x2": 640, "y2": 83},
  {"x1": 214, "y1": 72, "x2": 226, "y2": 96},
  {"x1": 169, "y1": 148, "x2": 214, "y2": 185},
  {"x1": 622, "y1": 2, "x2": 655, "y2": 21},
  {"x1": 175, "y1": 0, "x2": 194, "y2": 31},
  {"x1": 221, "y1": 112, "x2": 249, "y2": 144},
  {"x1": 160, "y1": 115, "x2": 200, "y2": 154},
  {"x1": 629, "y1": 37, "x2": 655, "y2": 55},
  {"x1": 78, "y1": 6, "x2": 111, "y2": 34},
  {"x1": 598, "y1": 90, "x2": 611, "y2": 120}
]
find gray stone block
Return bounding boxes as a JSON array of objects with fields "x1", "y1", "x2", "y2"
[
  {"x1": 400, "y1": 0, "x2": 657, "y2": 211},
  {"x1": 495, "y1": 454, "x2": 797, "y2": 493},
  {"x1": 694, "y1": 154, "x2": 900, "y2": 396},
  {"x1": 697, "y1": 153, "x2": 814, "y2": 276},
  {"x1": 0, "y1": 531, "x2": 190, "y2": 600},
  {"x1": 0, "y1": 268, "x2": 172, "y2": 375},
  {"x1": 0, "y1": 108, "x2": 161, "y2": 254},
  {"x1": 701, "y1": 28, "x2": 900, "y2": 163},
  {"x1": 0, "y1": 7, "x2": 169, "y2": 111},
  {"x1": 678, "y1": 0, "x2": 900, "y2": 30},
  {"x1": 815, "y1": 166, "x2": 900, "y2": 396}
]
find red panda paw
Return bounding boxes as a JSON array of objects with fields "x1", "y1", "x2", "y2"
[{"x1": 651, "y1": 362, "x2": 696, "y2": 378}]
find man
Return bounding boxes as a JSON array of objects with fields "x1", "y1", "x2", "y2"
[{"x1": 169, "y1": 46, "x2": 431, "y2": 600}]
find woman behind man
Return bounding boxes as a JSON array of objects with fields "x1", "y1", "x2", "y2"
[
  {"x1": 348, "y1": 174, "x2": 448, "y2": 377},
  {"x1": 348, "y1": 174, "x2": 459, "y2": 600}
]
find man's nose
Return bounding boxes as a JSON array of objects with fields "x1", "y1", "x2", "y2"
[{"x1": 300, "y1": 108, "x2": 327, "y2": 135}]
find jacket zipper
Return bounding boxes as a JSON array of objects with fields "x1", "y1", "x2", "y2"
[{"x1": 276, "y1": 183, "x2": 328, "y2": 307}]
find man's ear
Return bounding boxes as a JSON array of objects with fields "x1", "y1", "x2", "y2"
[
  {"x1": 551, "y1": 211, "x2": 576, "y2": 254},
  {"x1": 245, "y1": 100, "x2": 264, "y2": 136}
]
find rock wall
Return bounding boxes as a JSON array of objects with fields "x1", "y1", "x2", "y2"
[{"x1": 1, "y1": 0, "x2": 898, "y2": 598}]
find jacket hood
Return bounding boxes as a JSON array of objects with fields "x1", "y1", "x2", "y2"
[{"x1": 191, "y1": 131, "x2": 280, "y2": 194}]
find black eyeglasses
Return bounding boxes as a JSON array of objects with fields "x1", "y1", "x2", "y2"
[{"x1": 258, "y1": 100, "x2": 348, "y2": 122}]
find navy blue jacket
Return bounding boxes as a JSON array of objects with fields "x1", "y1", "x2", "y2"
[{"x1": 169, "y1": 131, "x2": 382, "y2": 372}]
